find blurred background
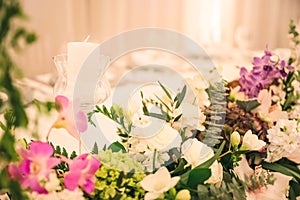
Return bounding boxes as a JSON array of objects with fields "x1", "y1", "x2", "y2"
[{"x1": 17, "y1": 0, "x2": 300, "y2": 76}]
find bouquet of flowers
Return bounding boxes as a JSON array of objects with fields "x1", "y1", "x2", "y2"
[{"x1": 1, "y1": 2, "x2": 300, "y2": 198}]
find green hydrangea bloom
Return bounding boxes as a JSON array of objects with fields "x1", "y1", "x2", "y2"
[{"x1": 85, "y1": 150, "x2": 146, "y2": 199}]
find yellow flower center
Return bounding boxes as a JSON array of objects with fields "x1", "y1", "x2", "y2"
[{"x1": 30, "y1": 161, "x2": 41, "y2": 175}]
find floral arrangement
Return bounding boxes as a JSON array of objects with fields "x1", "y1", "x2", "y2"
[{"x1": 1, "y1": 2, "x2": 300, "y2": 199}]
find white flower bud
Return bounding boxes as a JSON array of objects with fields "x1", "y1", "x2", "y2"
[
  {"x1": 176, "y1": 189, "x2": 191, "y2": 200},
  {"x1": 230, "y1": 131, "x2": 240, "y2": 147}
]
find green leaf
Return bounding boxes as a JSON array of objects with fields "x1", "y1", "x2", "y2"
[
  {"x1": 108, "y1": 141, "x2": 126, "y2": 153},
  {"x1": 55, "y1": 145, "x2": 61, "y2": 154},
  {"x1": 70, "y1": 151, "x2": 77, "y2": 159},
  {"x1": 155, "y1": 94, "x2": 171, "y2": 112},
  {"x1": 175, "y1": 85, "x2": 187, "y2": 109},
  {"x1": 262, "y1": 161, "x2": 300, "y2": 180},
  {"x1": 148, "y1": 112, "x2": 168, "y2": 121},
  {"x1": 62, "y1": 147, "x2": 68, "y2": 158},
  {"x1": 196, "y1": 140, "x2": 225, "y2": 169},
  {"x1": 187, "y1": 168, "x2": 211, "y2": 189},
  {"x1": 158, "y1": 81, "x2": 172, "y2": 100},
  {"x1": 180, "y1": 141, "x2": 225, "y2": 184},
  {"x1": 91, "y1": 142, "x2": 99, "y2": 154},
  {"x1": 236, "y1": 99, "x2": 260, "y2": 112},
  {"x1": 0, "y1": 130, "x2": 18, "y2": 161},
  {"x1": 0, "y1": 121, "x2": 6, "y2": 131},
  {"x1": 197, "y1": 184, "x2": 209, "y2": 200},
  {"x1": 171, "y1": 158, "x2": 188, "y2": 175},
  {"x1": 290, "y1": 180, "x2": 300, "y2": 199},
  {"x1": 174, "y1": 114, "x2": 182, "y2": 122}
]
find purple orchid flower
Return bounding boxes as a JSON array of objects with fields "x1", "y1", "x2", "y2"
[{"x1": 239, "y1": 49, "x2": 294, "y2": 98}]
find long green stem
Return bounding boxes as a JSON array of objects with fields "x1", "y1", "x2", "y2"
[
  {"x1": 218, "y1": 150, "x2": 232, "y2": 159},
  {"x1": 152, "y1": 149, "x2": 157, "y2": 172}
]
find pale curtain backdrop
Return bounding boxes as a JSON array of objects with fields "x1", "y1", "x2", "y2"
[{"x1": 17, "y1": 0, "x2": 300, "y2": 76}]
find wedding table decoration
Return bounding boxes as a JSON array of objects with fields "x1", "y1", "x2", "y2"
[{"x1": 1, "y1": 2, "x2": 300, "y2": 199}]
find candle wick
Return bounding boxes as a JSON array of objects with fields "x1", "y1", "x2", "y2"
[{"x1": 83, "y1": 35, "x2": 90, "y2": 42}]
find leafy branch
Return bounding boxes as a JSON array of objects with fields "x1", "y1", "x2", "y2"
[
  {"x1": 88, "y1": 104, "x2": 132, "y2": 143},
  {"x1": 141, "y1": 81, "x2": 186, "y2": 126},
  {"x1": 0, "y1": 0, "x2": 37, "y2": 199}
]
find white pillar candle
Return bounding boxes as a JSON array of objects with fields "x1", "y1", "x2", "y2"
[
  {"x1": 65, "y1": 41, "x2": 98, "y2": 97},
  {"x1": 67, "y1": 42, "x2": 98, "y2": 81}
]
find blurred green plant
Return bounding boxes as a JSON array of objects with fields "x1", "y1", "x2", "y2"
[
  {"x1": 0, "y1": 0, "x2": 37, "y2": 199},
  {"x1": 86, "y1": 150, "x2": 145, "y2": 199}
]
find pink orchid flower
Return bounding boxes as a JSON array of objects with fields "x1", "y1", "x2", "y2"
[
  {"x1": 234, "y1": 155, "x2": 292, "y2": 200},
  {"x1": 64, "y1": 153, "x2": 100, "y2": 194},
  {"x1": 8, "y1": 141, "x2": 60, "y2": 194},
  {"x1": 47, "y1": 95, "x2": 88, "y2": 141}
]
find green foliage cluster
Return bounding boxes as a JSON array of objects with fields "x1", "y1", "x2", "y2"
[
  {"x1": 0, "y1": 0, "x2": 37, "y2": 199},
  {"x1": 141, "y1": 81, "x2": 186, "y2": 125},
  {"x1": 86, "y1": 150, "x2": 146, "y2": 199}
]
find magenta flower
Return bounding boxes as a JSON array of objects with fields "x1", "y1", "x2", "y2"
[
  {"x1": 47, "y1": 95, "x2": 88, "y2": 141},
  {"x1": 64, "y1": 153, "x2": 100, "y2": 194},
  {"x1": 239, "y1": 49, "x2": 293, "y2": 98},
  {"x1": 8, "y1": 141, "x2": 60, "y2": 194}
]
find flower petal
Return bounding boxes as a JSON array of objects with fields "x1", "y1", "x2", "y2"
[
  {"x1": 233, "y1": 155, "x2": 253, "y2": 181},
  {"x1": 76, "y1": 111, "x2": 88, "y2": 132},
  {"x1": 169, "y1": 176, "x2": 180, "y2": 189},
  {"x1": 87, "y1": 156, "x2": 101, "y2": 174},
  {"x1": 82, "y1": 179, "x2": 95, "y2": 194},
  {"x1": 140, "y1": 173, "x2": 158, "y2": 191},
  {"x1": 22, "y1": 177, "x2": 47, "y2": 194},
  {"x1": 145, "y1": 192, "x2": 162, "y2": 200},
  {"x1": 64, "y1": 171, "x2": 81, "y2": 191},
  {"x1": 46, "y1": 157, "x2": 61, "y2": 169},
  {"x1": 55, "y1": 95, "x2": 69, "y2": 113},
  {"x1": 30, "y1": 141, "x2": 54, "y2": 157}
]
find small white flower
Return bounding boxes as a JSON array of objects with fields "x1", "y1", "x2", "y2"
[
  {"x1": 129, "y1": 124, "x2": 182, "y2": 153},
  {"x1": 29, "y1": 188, "x2": 84, "y2": 200},
  {"x1": 140, "y1": 167, "x2": 180, "y2": 200},
  {"x1": 180, "y1": 103, "x2": 206, "y2": 131},
  {"x1": 186, "y1": 75, "x2": 210, "y2": 109},
  {"x1": 266, "y1": 119, "x2": 300, "y2": 163},
  {"x1": 253, "y1": 89, "x2": 288, "y2": 123},
  {"x1": 240, "y1": 130, "x2": 266, "y2": 151},
  {"x1": 181, "y1": 139, "x2": 214, "y2": 168},
  {"x1": 181, "y1": 139, "x2": 223, "y2": 185},
  {"x1": 142, "y1": 151, "x2": 170, "y2": 172},
  {"x1": 44, "y1": 171, "x2": 61, "y2": 192},
  {"x1": 229, "y1": 86, "x2": 245, "y2": 101},
  {"x1": 205, "y1": 161, "x2": 223, "y2": 187}
]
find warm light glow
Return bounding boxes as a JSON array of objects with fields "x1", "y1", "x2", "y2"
[{"x1": 211, "y1": 0, "x2": 222, "y2": 43}]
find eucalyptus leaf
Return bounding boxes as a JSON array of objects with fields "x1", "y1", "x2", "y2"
[
  {"x1": 175, "y1": 85, "x2": 187, "y2": 109},
  {"x1": 158, "y1": 81, "x2": 172, "y2": 100},
  {"x1": 236, "y1": 99, "x2": 260, "y2": 112}
]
